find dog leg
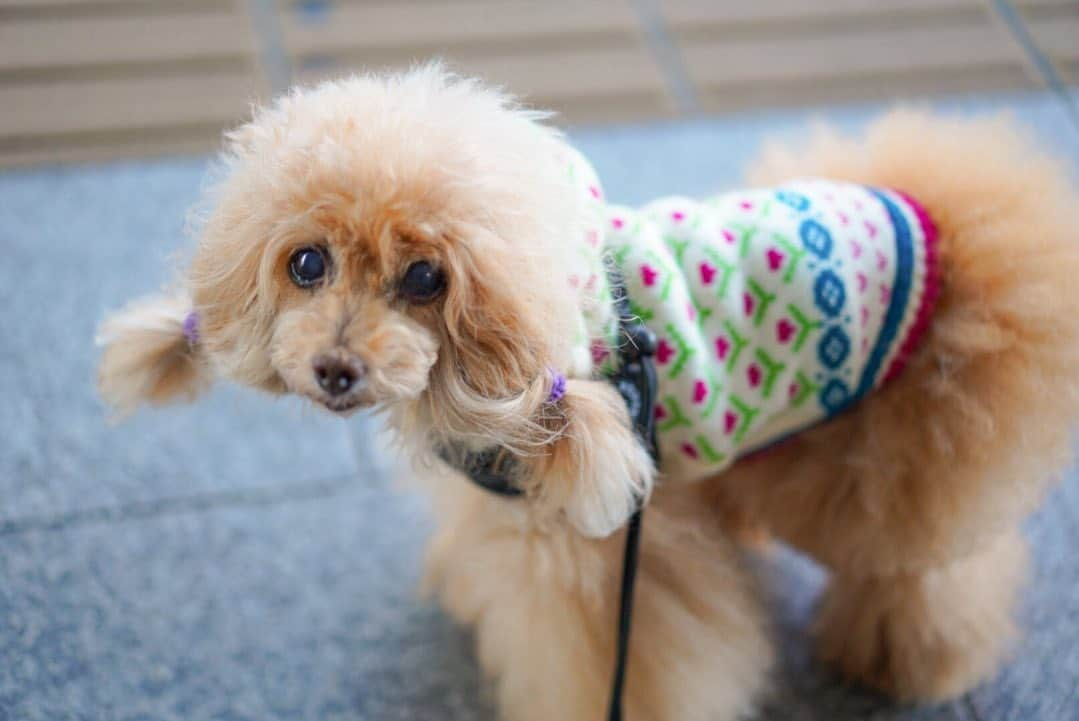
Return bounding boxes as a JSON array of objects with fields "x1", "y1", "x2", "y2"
[
  {"x1": 814, "y1": 528, "x2": 1026, "y2": 702},
  {"x1": 424, "y1": 481, "x2": 773, "y2": 721},
  {"x1": 713, "y1": 443, "x2": 1036, "y2": 702}
]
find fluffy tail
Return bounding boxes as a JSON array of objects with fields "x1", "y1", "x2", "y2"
[
  {"x1": 753, "y1": 109, "x2": 1079, "y2": 536},
  {"x1": 96, "y1": 292, "x2": 211, "y2": 418}
]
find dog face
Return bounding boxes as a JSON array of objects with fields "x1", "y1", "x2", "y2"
[
  {"x1": 97, "y1": 67, "x2": 658, "y2": 535},
  {"x1": 189, "y1": 68, "x2": 586, "y2": 428},
  {"x1": 195, "y1": 151, "x2": 455, "y2": 415}
]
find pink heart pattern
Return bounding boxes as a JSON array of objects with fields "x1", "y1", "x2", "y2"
[
  {"x1": 766, "y1": 248, "x2": 785, "y2": 272},
  {"x1": 692, "y1": 379, "x2": 708, "y2": 404},
  {"x1": 723, "y1": 411, "x2": 738, "y2": 435},
  {"x1": 776, "y1": 318, "x2": 795, "y2": 343},
  {"x1": 656, "y1": 339, "x2": 674, "y2": 364},
  {"x1": 699, "y1": 262, "x2": 717, "y2": 285},
  {"x1": 590, "y1": 340, "x2": 610, "y2": 365},
  {"x1": 641, "y1": 264, "x2": 658, "y2": 287},
  {"x1": 715, "y1": 336, "x2": 731, "y2": 360},
  {"x1": 747, "y1": 364, "x2": 762, "y2": 388}
]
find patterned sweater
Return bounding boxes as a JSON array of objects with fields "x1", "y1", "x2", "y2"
[{"x1": 562, "y1": 150, "x2": 939, "y2": 482}]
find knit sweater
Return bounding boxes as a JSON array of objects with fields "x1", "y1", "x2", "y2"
[{"x1": 562, "y1": 149, "x2": 939, "y2": 482}]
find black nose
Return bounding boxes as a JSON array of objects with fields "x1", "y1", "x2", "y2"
[{"x1": 312, "y1": 353, "x2": 365, "y2": 396}]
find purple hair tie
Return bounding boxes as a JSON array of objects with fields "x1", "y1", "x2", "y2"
[
  {"x1": 546, "y1": 369, "x2": 567, "y2": 404},
  {"x1": 182, "y1": 311, "x2": 200, "y2": 346}
]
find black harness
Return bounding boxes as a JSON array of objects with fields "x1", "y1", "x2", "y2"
[{"x1": 442, "y1": 271, "x2": 659, "y2": 721}]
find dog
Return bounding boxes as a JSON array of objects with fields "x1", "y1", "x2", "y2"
[{"x1": 97, "y1": 66, "x2": 1079, "y2": 720}]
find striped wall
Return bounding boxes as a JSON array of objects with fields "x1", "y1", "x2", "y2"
[{"x1": 0, "y1": 0, "x2": 1076, "y2": 168}]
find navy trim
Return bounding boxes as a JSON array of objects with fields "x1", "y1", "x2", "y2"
[{"x1": 850, "y1": 189, "x2": 915, "y2": 407}]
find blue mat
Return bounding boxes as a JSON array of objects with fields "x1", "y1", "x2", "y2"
[{"x1": 1, "y1": 91, "x2": 1076, "y2": 720}]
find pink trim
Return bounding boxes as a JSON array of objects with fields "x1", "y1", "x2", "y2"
[{"x1": 882, "y1": 190, "x2": 940, "y2": 383}]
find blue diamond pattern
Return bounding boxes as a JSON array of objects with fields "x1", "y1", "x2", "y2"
[
  {"x1": 818, "y1": 326, "x2": 851, "y2": 370},
  {"x1": 799, "y1": 218, "x2": 832, "y2": 259},
  {"x1": 813, "y1": 270, "x2": 846, "y2": 317},
  {"x1": 819, "y1": 378, "x2": 851, "y2": 415},
  {"x1": 776, "y1": 189, "x2": 810, "y2": 212}
]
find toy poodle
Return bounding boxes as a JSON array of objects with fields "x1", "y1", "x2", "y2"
[{"x1": 97, "y1": 66, "x2": 1079, "y2": 720}]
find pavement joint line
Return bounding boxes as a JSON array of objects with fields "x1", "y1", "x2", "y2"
[
  {"x1": 961, "y1": 694, "x2": 986, "y2": 721},
  {"x1": 0, "y1": 474, "x2": 359, "y2": 538},
  {"x1": 987, "y1": 0, "x2": 1079, "y2": 134},
  {"x1": 629, "y1": 0, "x2": 701, "y2": 116},
  {"x1": 246, "y1": 0, "x2": 293, "y2": 95}
]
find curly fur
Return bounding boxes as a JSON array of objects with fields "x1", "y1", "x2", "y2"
[
  {"x1": 96, "y1": 67, "x2": 1079, "y2": 717},
  {"x1": 95, "y1": 291, "x2": 211, "y2": 417}
]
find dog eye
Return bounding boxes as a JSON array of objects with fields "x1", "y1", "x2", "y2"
[
  {"x1": 399, "y1": 260, "x2": 446, "y2": 302},
  {"x1": 288, "y1": 246, "x2": 329, "y2": 288}
]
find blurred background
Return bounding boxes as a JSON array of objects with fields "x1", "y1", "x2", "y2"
[
  {"x1": 1, "y1": 0, "x2": 1077, "y2": 168},
  {"x1": 1, "y1": 2, "x2": 1078, "y2": 721}
]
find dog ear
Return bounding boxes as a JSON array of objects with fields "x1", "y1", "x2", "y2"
[
  {"x1": 533, "y1": 378, "x2": 655, "y2": 538},
  {"x1": 432, "y1": 229, "x2": 654, "y2": 537},
  {"x1": 96, "y1": 292, "x2": 212, "y2": 418}
]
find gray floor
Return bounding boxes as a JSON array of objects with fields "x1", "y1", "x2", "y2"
[{"x1": 2, "y1": 92, "x2": 1078, "y2": 720}]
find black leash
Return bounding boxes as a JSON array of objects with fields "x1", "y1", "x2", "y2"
[
  {"x1": 606, "y1": 506, "x2": 642, "y2": 721},
  {"x1": 602, "y1": 274, "x2": 660, "y2": 721},
  {"x1": 443, "y1": 268, "x2": 659, "y2": 721}
]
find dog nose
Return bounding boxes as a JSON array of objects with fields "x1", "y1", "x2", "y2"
[{"x1": 312, "y1": 353, "x2": 365, "y2": 396}]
